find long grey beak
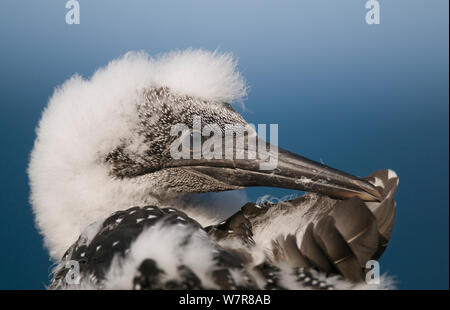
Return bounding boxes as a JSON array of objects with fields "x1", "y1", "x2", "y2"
[{"x1": 166, "y1": 143, "x2": 382, "y2": 202}]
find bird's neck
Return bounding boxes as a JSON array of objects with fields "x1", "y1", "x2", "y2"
[{"x1": 153, "y1": 191, "x2": 247, "y2": 227}]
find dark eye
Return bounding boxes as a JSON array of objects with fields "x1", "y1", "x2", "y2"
[
  {"x1": 177, "y1": 130, "x2": 210, "y2": 154},
  {"x1": 189, "y1": 130, "x2": 206, "y2": 146}
]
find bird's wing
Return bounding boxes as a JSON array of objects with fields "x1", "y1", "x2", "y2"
[
  {"x1": 50, "y1": 206, "x2": 247, "y2": 289},
  {"x1": 50, "y1": 205, "x2": 335, "y2": 289},
  {"x1": 206, "y1": 169, "x2": 398, "y2": 283},
  {"x1": 50, "y1": 169, "x2": 397, "y2": 290}
]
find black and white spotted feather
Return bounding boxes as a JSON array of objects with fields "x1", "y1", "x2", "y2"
[
  {"x1": 28, "y1": 49, "x2": 398, "y2": 290},
  {"x1": 50, "y1": 170, "x2": 397, "y2": 290}
]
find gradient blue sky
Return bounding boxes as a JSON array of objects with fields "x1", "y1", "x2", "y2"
[{"x1": 0, "y1": 0, "x2": 448, "y2": 289}]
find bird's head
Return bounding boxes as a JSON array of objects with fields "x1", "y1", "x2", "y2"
[{"x1": 29, "y1": 49, "x2": 381, "y2": 259}]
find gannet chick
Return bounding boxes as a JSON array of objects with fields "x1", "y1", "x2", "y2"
[{"x1": 28, "y1": 49, "x2": 398, "y2": 289}]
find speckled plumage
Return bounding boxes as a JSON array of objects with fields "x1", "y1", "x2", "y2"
[
  {"x1": 30, "y1": 49, "x2": 398, "y2": 290},
  {"x1": 50, "y1": 205, "x2": 335, "y2": 290},
  {"x1": 50, "y1": 169, "x2": 397, "y2": 290}
]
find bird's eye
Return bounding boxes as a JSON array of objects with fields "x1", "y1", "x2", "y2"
[
  {"x1": 190, "y1": 130, "x2": 204, "y2": 146},
  {"x1": 176, "y1": 129, "x2": 210, "y2": 154}
]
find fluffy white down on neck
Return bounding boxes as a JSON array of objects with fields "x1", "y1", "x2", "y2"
[{"x1": 28, "y1": 49, "x2": 248, "y2": 260}]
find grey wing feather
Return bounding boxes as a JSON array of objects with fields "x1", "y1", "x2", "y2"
[{"x1": 210, "y1": 169, "x2": 398, "y2": 283}]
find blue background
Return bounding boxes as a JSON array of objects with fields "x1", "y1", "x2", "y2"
[{"x1": 0, "y1": 0, "x2": 448, "y2": 289}]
